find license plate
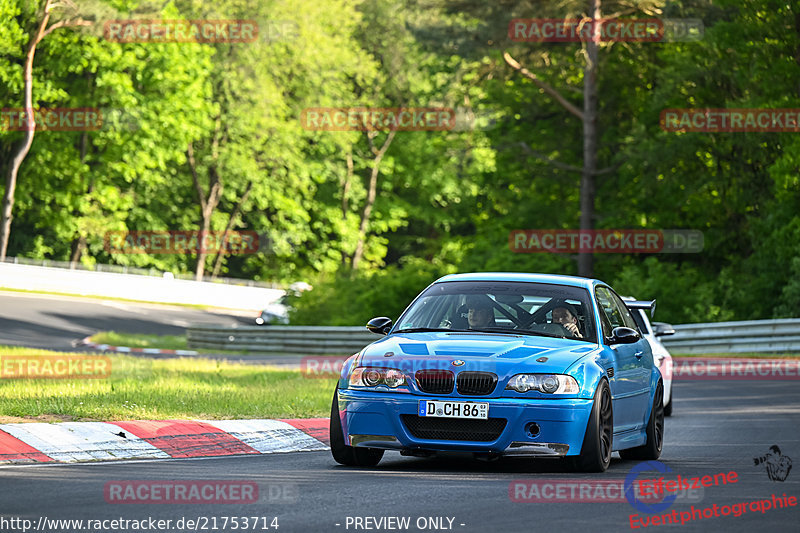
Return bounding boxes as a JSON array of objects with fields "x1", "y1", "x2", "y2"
[{"x1": 418, "y1": 400, "x2": 488, "y2": 419}]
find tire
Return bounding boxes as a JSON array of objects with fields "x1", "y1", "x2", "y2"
[
  {"x1": 619, "y1": 382, "x2": 664, "y2": 460},
  {"x1": 663, "y1": 384, "x2": 673, "y2": 417},
  {"x1": 329, "y1": 389, "x2": 384, "y2": 467},
  {"x1": 570, "y1": 379, "x2": 613, "y2": 472}
]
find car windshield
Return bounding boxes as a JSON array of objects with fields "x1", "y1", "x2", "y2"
[{"x1": 394, "y1": 280, "x2": 596, "y2": 343}]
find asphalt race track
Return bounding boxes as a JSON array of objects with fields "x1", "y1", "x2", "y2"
[
  {"x1": 0, "y1": 291, "x2": 249, "y2": 351},
  {"x1": 0, "y1": 291, "x2": 798, "y2": 532},
  {"x1": 1, "y1": 380, "x2": 798, "y2": 533}
]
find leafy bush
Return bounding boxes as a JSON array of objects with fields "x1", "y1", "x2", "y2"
[
  {"x1": 288, "y1": 258, "x2": 456, "y2": 326},
  {"x1": 611, "y1": 257, "x2": 734, "y2": 325}
]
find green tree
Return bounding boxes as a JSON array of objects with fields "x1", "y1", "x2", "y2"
[{"x1": 0, "y1": 0, "x2": 90, "y2": 260}]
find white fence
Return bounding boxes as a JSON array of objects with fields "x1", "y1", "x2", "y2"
[
  {"x1": 2, "y1": 256, "x2": 280, "y2": 287},
  {"x1": 0, "y1": 262, "x2": 283, "y2": 311}
]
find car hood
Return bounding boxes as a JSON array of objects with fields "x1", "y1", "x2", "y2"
[{"x1": 359, "y1": 331, "x2": 599, "y2": 378}]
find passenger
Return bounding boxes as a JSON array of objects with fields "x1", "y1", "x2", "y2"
[
  {"x1": 466, "y1": 295, "x2": 497, "y2": 329},
  {"x1": 552, "y1": 304, "x2": 584, "y2": 339}
]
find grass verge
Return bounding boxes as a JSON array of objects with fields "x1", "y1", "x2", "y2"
[{"x1": 0, "y1": 346, "x2": 336, "y2": 421}]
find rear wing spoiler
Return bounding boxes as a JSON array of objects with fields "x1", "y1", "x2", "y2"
[{"x1": 624, "y1": 299, "x2": 656, "y2": 318}]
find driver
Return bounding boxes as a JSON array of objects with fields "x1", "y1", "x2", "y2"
[
  {"x1": 466, "y1": 295, "x2": 496, "y2": 329},
  {"x1": 552, "y1": 303, "x2": 583, "y2": 339}
]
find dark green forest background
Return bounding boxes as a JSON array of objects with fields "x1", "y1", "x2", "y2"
[{"x1": 1, "y1": 0, "x2": 798, "y2": 325}]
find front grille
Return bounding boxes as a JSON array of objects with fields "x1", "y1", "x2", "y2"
[
  {"x1": 401, "y1": 415, "x2": 507, "y2": 442},
  {"x1": 415, "y1": 369, "x2": 454, "y2": 394},
  {"x1": 456, "y1": 371, "x2": 498, "y2": 396}
]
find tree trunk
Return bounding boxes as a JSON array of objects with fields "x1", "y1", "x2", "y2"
[
  {"x1": 341, "y1": 146, "x2": 353, "y2": 266},
  {"x1": 69, "y1": 235, "x2": 86, "y2": 267},
  {"x1": 69, "y1": 123, "x2": 93, "y2": 268},
  {"x1": 578, "y1": 0, "x2": 601, "y2": 278},
  {"x1": 187, "y1": 142, "x2": 222, "y2": 281},
  {"x1": 195, "y1": 214, "x2": 212, "y2": 281},
  {"x1": 211, "y1": 180, "x2": 253, "y2": 278},
  {"x1": 352, "y1": 129, "x2": 396, "y2": 269},
  {"x1": 504, "y1": 2, "x2": 604, "y2": 278},
  {"x1": 0, "y1": 0, "x2": 53, "y2": 261}
]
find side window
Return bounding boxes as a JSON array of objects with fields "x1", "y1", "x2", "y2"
[
  {"x1": 610, "y1": 292, "x2": 639, "y2": 331},
  {"x1": 596, "y1": 287, "x2": 624, "y2": 330},
  {"x1": 595, "y1": 287, "x2": 638, "y2": 339}
]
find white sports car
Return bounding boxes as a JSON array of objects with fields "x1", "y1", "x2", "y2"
[{"x1": 623, "y1": 298, "x2": 675, "y2": 416}]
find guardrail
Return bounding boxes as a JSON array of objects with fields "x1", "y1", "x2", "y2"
[
  {"x1": 660, "y1": 318, "x2": 800, "y2": 354},
  {"x1": 187, "y1": 319, "x2": 800, "y2": 355},
  {"x1": 187, "y1": 325, "x2": 377, "y2": 354}
]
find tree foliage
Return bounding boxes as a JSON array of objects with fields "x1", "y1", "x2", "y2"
[{"x1": 0, "y1": 0, "x2": 797, "y2": 324}]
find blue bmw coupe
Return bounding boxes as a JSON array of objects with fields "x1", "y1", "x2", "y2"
[{"x1": 331, "y1": 273, "x2": 664, "y2": 472}]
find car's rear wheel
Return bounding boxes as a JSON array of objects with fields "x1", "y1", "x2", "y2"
[
  {"x1": 570, "y1": 379, "x2": 613, "y2": 472},
  {"x1": 620, "y1": 382, "x2": 664, "y2": 460},
  {"x1": 329, "y1": 389, "x2": 384, "y2": 467},
  {"x1": 663, "y1": 384, "x2": 673, "y2": 417}
]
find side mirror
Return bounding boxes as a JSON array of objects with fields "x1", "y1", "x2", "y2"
[
  {"x1": 609, "y1": 326, "x2": 640, "y2": 345},
  {"x1": 653, "y1": 322, "x2": 676, "y2": 337},
  {"x1": 366, "y1": 316, "x2": 393, "y2": 335}
]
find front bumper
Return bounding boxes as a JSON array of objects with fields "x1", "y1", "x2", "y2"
[{"x1": 337, "y1": 389, "x2": 593, "y2": 456}]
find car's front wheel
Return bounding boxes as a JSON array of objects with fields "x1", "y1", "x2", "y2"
[
  {"x1": 329, "y1": 389, "x2": 384, "y2": 467},
  {"x1": 570, "y1": 379, "x2": 613, "y2": 472},
  {"x1": 619, "y1": 382, "x2": 664, "y2": 460}
]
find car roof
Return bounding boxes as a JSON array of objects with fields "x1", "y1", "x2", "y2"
[{"x1": 434, "y1": 272, "x2": 605, "y2": 290}]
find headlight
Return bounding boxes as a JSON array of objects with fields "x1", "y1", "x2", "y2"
[
  {"x1": 384, "y1": 369, "x2": 405, "y2": 388},
  {"x1": 363, "y1": 369, "x2": 382, "y2": 386},
  {"x1": 506, "y1": 374, "x2": 579, "y2": 394},
  {"x1": 349, "y1": 367, "x2": 407, "y2": 389},
  {"x1": 540, "y1": 375, "x2": 560, "y2": 393}
]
